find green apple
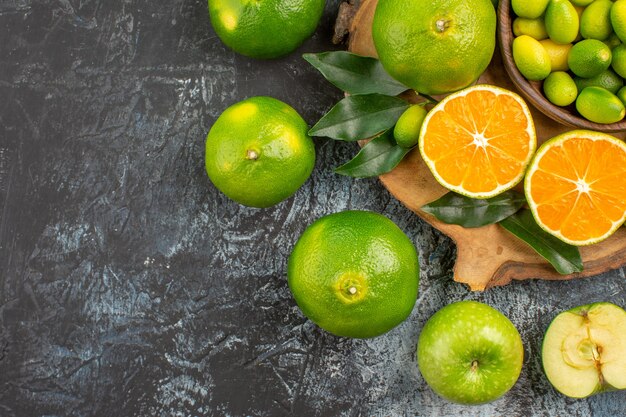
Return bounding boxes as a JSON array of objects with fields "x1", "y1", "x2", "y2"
[
  {"x1": 417, "y1": 300, "x2": 524, "y2": 404},
  {"x1": 542, "y1": 302, "x2": 626, "y2": 398}
]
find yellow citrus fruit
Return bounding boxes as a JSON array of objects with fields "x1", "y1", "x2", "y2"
[
  {"x1": 419, "y1": 85, "x2": 537, "y2": 198},
  {"x1": 525, "y1": 130, "x2": 626, "y2": 245},
  {"x1": 512, "y1": 0, "x2": 550, "y2": 19},
  {"x1": 611, "y1": 0, "x2": 626, "y2": 43},
  {"x1": 205, "y1": 96, "x2": 315, "y2": 208},
  {"x1": 394, "y1": 105, "x2": 428, "y2": 148},
  {"x1": 543, "y1": 71, "x2": 578, "y2": 106},
  {"x1": 540, "y1": 39, "x2": 573, "y2": 71},
  {"x1": 287, "y1": 210, "x2": 420, "y2": 339},
  {"x1": 208, "y1": 0, "x2": 324, "y2": 59},
  {"x1": 513, "y1": 17, "x2": 549, "y2": 40},
  {"x1": 580, "y1": 0, "x2": 613, "y2": 41},
  {"x1": 574, "y1": 69, "x2": 624, "y2": 94},
  {"x1": 576, "y1": 87, "x2": 626, "y2": 124},
  {"x1": 545, "y1": 0, "x2": 580, "y2": 45},
  {"x1": 568, "y1": 39, "x2": 612, "y2": 78},
  {"x1": 513, "y1": 35, "x2": 552, "y2": 80},
  {"x1": 371, "y1": 0, "x2": 496, "y2": 95}
]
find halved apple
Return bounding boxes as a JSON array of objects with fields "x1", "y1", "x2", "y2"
[{"x1": 542, "y1": 302, "x2": 626, "y2": 398}]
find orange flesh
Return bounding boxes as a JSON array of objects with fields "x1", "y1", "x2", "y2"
[
  {"x1": 422, "y1": 89, "x2": 533, "y2": 194},
  {"x1": 529, "y1": 137, "x2": 626, "y2": 242}
]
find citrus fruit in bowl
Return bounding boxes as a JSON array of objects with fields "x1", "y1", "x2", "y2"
[
  {"x1": 499, "y1": 0, "x2": 626, "y2": 132},
  {"x1": 287, "y1": 210, "x2": 419, "y2": 339},
  {"x1": 205, "y1": 96, "x2": 316, "y2": 208},
  {"x1": 371, "y1": 0, "x2": 496, "y2": 95}
]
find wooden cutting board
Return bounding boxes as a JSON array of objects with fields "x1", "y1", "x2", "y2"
[{"x1": 338, "y1": 0, "x2": 626, "y2": 290}]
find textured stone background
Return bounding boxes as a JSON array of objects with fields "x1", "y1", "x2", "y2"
[{"x1": 1, "y1": 0, "x2": 625, "y2": 416}]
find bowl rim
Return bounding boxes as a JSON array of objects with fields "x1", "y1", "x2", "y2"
[{"x1": 497, "y1": 0, "x2": 626, "y2": 133}]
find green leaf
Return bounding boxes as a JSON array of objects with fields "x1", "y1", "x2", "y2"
[
  {"x1": 303, "y1": 51, "x2": 408, "y2": 96},
  {"x1": 309, "y1": 94, "x2": 409, "y2": 141},
  {"x1": 499, "y1": 209, "x2": 583, "y2": 275},
  {"x1": 421, "y1": 191, "x2": 526, "y2": 228},
  {"x1": 334, "y1": 132, "x2": 411, "y2": 178}
]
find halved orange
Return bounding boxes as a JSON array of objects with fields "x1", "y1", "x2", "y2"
[
  {"x1": 525, "y1": 130, "x2": 626, "y2": 246},
  {"x1": 419, "y1": 85, "x2": 537, "y2": 198}
]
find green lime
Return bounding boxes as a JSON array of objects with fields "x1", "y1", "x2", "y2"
[
  {"x1": 208, "y1": 0, "x2": 324, "y2": 59},
  {"x1": 540, "y1": 39, "x2": 572, "y2": 71},
  {"x1": 611, "y1": 44, "x2": 626, "y2": 78},
  {"x1": 580, "y1": 0, "x2": 613, "y2": 41},
  {"x1": 512, "y1": 0, "x2": 550, "y2": 19},
  {"x1": 394, "y1": 105, "x2": 428, "y2": 148},
  {"x1": 543, "y1": 71, "x2": 578, "y2": 106},
  {"x1": 287, "y1": 210, "x2": 420, "y2": 339},
  {"x1": 513, "y1": 18, "x2": 549, "y2": 40},
  {"x1": 570, "y1": 0, "x2": 594, "y2": 6},
  {"x1": 205, "y1": 96, "x2": 315, "y2": 208},
  {"x1": 545, "y1": 0, "x2": 580, "y2": 45},
  {"x1": 372, "y1": 0, "x2": 496, "y2": 95},
  {"x1": 576, "y1": 87, "x2": 626, "y2": 123},
  {"x1": 574, "y1": 69, "x2": 624, "y2": 94},
  {"x1": 568, "y1": 39, "x2": 612, "y2": 78},
  {"x1": 611, "y1": 0, "x2": 626, "y2": 43},
  {"x1": 603, "y1": 33, "x2": 623, "y2": 49},
  {"x1": 513, "y1": 35, "x2": 552, "y2": 80},
  {"x1": 616, "y1": 86, "x2": 626, "y2": 105}
]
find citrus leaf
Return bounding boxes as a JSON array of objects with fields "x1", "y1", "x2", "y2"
[
  {"x1": 499, "y1": 209, "x2": 583, "y2": 275},
  {"x1": 303, "y1": 51, "x2": 408, "y2": 96},
  {"x1": 334, "y1": 132, "x2": 411, "y2": 178},
  {"x1": 422, "y1": 191, "x2": 526, "y2": 228},
  {"x1": 309, "y1": 94, "x2": 409, "y2": 141}
]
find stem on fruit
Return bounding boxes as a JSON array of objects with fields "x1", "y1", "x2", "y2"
[
  {"x1": 435, "y1": 18, "x2": 451, "y2": 33},
  {"x1": 470, "y1": 360, "x2": 479, "y2": 372},
  {"x1": 246, "y1": 149, "x2": 259, "y2": 160},
  {"x1": 348, "y1": 286, "x2": 357, "y2": 295}
]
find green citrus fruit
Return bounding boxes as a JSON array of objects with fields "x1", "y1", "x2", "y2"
[
  {"x1": 372, "y1": 0, "x2": 496, "y2": 95},
  {"x1": 576, "y1": 87, "x2": 626, "y2": 123},
  {"x1": 540, "y1": 39, "x2": 572, "y2": 71},
  {"x1": 611, "y1": 0, "x2": 626, "y2": 43},
  {"x1": 616, "y1": 85, "x2": 626, "y2": 105},
  {"x1": 545, "y1": 0, "x2": 580, "y2": 45},
  {"x1": 611, "y1": 44, "x2": 626, "y2": 78},
  {"x1": 394, "y1": 105, "x2": 428, "y2": 148},
  {"x1": 574, "y1": 69, "x2": 624, "y2": 94},
  {"x1": 512, "y1": 0, "x2": 550, "y2": 19},
  {"x1": 603, "y1": 32, "x2": 623, "y2": 49},
  {"x1": 580, "y1": 0, "x2": 613, "y2": 41},
  {"x1": 513, "y1": 35, "x2": 552, "y2": 80},
  {"x1": 568, "y1": 39, "x2": 612, "y2": 78},
  {"x1": 543, "y1": 71, "x2": 578, "y2": 106},
  {"x1": 208, "y1": 0, "x2": 324, "y2": 59},
  {"x1": 570, "y1": 0, "x2": 594, "y2": 6},
  {"x1": 513, "y1": 18, "x2": 549, "y2": 40},
  {"x1": 205, "y1": 96, "x2": 315, "y2": 208},
  {"x1": 287, "y1": 210, "x2": 420, "y2": 339}
]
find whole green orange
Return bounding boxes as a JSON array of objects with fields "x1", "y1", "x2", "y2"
[
  {"x1": 205, "y1": 96, "x2": 315, "y2": 208},
  {"x1": 208, "y1": 0, "x2": 325, "y2": 59},
  {"x1": 287, "y1": 210, "x2": 420, "y2": 338},
  {"x1": 372, "y1": 0, "x2": 496, "y2": 95}
]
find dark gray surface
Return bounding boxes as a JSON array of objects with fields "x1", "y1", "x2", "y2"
[{"x1": 1, "y1": 1, "x2": 625, "y2": 416}]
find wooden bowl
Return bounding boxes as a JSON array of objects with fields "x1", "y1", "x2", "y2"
[{"x1": 498, "y1": 0, "x2": 626, "y2": 133}]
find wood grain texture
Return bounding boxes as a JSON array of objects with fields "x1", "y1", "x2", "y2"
[
  {"x1": 348, "y1": 0, "x2": 626, "y2": 290},
  {"x1": 498, "y1": 0, "x2": 626, "y2": 132}
]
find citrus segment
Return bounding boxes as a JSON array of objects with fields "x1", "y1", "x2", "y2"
[
  {"x1": 419, "y1": 85, "x2": 536, "y2": 198},
  {"x1": 525, "y1": 131, "x2": 626, "y2": 245}
]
